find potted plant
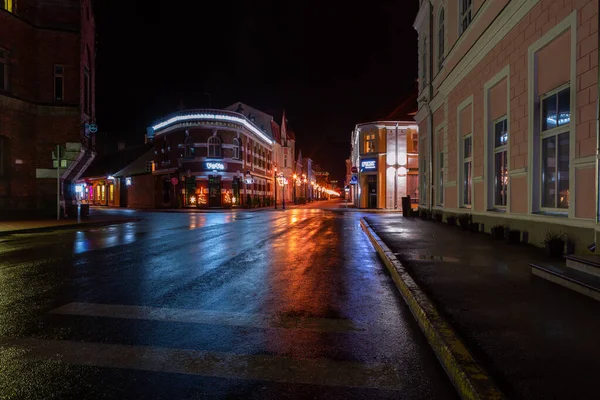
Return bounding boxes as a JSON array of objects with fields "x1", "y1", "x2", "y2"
[
  {"x1": 544, "y1": 230, "x2": 565, "y2": 258},
  {"x1": 446, "y1": 215, "x2": 457, "y2": 226},
  {"x1": 491, "y1": 224, "x2": 505, "y2": 239},
  {"x1": 458, "y1": 213, "x2": 471, "y2": 231},
  {"x1": 433, "y1": 211, "x2": 443, "y2": 222}
]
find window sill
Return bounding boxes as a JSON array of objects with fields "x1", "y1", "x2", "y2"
[
  {"x1": 488, "y1": 207, "x2": 507, "y2": 213},
  {"x1": 534, "y1": 210, "x2": 569, "y2": 218}
]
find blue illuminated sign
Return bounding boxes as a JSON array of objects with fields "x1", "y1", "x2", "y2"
[
  {"x1": 206, "y1": 162, "x2": 225, "y2": 170},
  {"x1": 360, "y1": 158, "x2": 377, "y2": 172}
]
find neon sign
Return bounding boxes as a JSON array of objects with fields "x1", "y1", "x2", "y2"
[
  {"x1": 360, "y1": 158, "x2": 377, "y2": 172},
  {"x1": 206, "y1": 162, "x2": 225, "y2": 170}
]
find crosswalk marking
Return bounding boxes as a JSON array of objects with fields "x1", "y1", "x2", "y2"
[
  {"x1": 0, "y1": 338, "x2": 406, "y2": 391},
  {"x1": 50, "y1": 302, "x2": 364, "y2": 333}
]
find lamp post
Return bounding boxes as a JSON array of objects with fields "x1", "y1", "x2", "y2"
[
  {"x1": 292, "y1": 173, "x2": 297, "y2": 204},
  {"x1": 274, "y1": 166, "x2": 278, "y2": 209},
  {"x1": 277, "y1": 172, "x2": 287, "y2": 210}
]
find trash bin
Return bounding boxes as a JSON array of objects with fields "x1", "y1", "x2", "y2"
[
  {"x1": 65, "y1": 204, "x2": 78, "y2": 219},
  {"x1": 401, "y1": 196, "x2": 411, "y2": 217},
  {"x1": 80, "y1": 204, "x2": 90, "y2": 218}
]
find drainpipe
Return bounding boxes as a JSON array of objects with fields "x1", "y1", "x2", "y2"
[
  {"x1": 595, "y1": 30, "x2": 600, "y2": 252},
  {"x1": 427, "y1": 3, "x2": 434, "y2": 212}
]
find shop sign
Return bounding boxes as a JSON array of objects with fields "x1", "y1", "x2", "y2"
[
  {"x1": 206, "y1": 162, "x2": 225, "y2": 170},
  {"x1": 360, "y1": 158, "x2": 377, "y2": 172}
]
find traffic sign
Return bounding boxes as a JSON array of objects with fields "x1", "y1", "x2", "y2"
[
  {"x1": 351, "y1": 166, "x2": 358, "y2": 173},
  {"x1": 349, "y1": 175, "x2": 358, "y2": 184},
  {"x1": 171, "y1": 177, "x2": 179, "y2": 185},
  {"x1": 88, "y1": 123, "x2": 98, "y2": 133}
]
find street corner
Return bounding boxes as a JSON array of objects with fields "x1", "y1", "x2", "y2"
[{"x1": 359, "y1": 217, "x2": 505, "y2": 400}]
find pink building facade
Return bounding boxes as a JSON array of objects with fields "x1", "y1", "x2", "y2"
[{"x1": 415, "y1": 0, "x2": 599, "y2": 249}]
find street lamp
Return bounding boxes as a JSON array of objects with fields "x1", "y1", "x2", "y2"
[
  {"x1": 277, "y1": 172, "x2": 287, "y2": 210},
  {"x1": 292, "y1": 173, "x2": 297, "y2": 204},
  {"x1": 274, "y1": 166, "x2": 278, "y2": 209}
]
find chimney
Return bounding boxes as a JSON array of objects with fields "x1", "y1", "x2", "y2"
[{"x1": 117, "y1": 141, "x2": 125, "y2": 151}]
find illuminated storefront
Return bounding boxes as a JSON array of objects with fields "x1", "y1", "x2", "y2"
[{"x1": 147, "y1": 104, "x2": 276, "y2": 209}]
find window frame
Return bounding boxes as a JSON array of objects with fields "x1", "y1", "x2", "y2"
[
  {"x1": 539, "y1": 84, "x2": 571, "y2": 212},
  {"x1": 232, "y1": 138, "x2": 240, "y2": 160},
  {"x1": 459, "y1": 0, "x2": 473, "y2": 35},
  {"x1": 364, "y1": 133, "x2": 376, "y2": 153},
  {"x1": 461, "y1": 134, "x2": 473, "y2": 207},
  {"x1": 207, "y1": 136, "x2": 222, "y2": 158},
  {"x1": 492, "y1": 117, "x2": 508, "y2": 208},
  {"x1": 54, "y1": 64, "x2": 64, "y2": 101}
]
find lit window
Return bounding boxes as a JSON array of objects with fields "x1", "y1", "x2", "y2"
[
  {"x1": 493, "y1": 118, "x2": 508, "y2": 207},
  {"x1": 54, "y1": 65, "x2": 64, "y2": 101},
  {"x1": 0, "y1": 49, "x2": 7, "y2": 91},
  {"x1": 541, "y1": 86, "x2": 570, "y2": 209},
  {"x1": 462, "y1": 135, "x2": 472, "y2": 206},
  {"x1": 365, "y1": 134, "x2": 376, "y2": 153},
  {"x1": 438, "y1": 8, "x2": 445, "y2": 71},
  {"x1": 233, "y1": 138, "x2": 240, "y2": 160},
  {"x1": 208, "y1": 136, "x2": 221, "y2": 158},
  {"x1": 460, "y1": 0, "x2": 472, "y2": 35},
  {"x1": 1, "y1": 0, "x2": 13, "y2": 12}
]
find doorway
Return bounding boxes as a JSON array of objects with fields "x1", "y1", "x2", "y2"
[
  {"x1": 209, "y1": 175, "x2": 221, "y2": 207},
  {"x1": 367, "y1": 175, "x2": 377, "y2": 209}
]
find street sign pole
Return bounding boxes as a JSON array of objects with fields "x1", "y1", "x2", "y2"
[{"x1": 56, "y1": 145, "x2": 60, "y2": 220}]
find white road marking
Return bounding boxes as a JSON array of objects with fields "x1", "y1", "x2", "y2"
[
  {"x1": 0, "y1": 338, "x2": 405, "y2": 391},
  {"x1": 50, "y1": 302, "x2": 364, "y2": 333}
]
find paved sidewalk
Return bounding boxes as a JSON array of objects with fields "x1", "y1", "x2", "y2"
[
  {"x1": 365, "y1": 214, "x2": 600, "y2": 400},
  {"x1": 0, "y1": 213, "x2": 139, "y2": 235}
]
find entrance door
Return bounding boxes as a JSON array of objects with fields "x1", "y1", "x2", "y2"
[
  {"x1": 367, "y1": 175, "x2": 377, "y2": 209},
  {"x1": 209, "y1": 176, "x2": 221, "y2": 207}
]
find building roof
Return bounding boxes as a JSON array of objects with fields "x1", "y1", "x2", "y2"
[
  {"x1": 224, "y1": 102, "x2": 275, "y2": 139},
  {"x1": 381, "y1": 92, "x2": 418, "y2": 121},
  {"x1": 114, "y1": 148, "x2": 155, "y2": 177},
  {"x1": 271, "y1": 120, "x2": 281, "y2": 143},
  {"x1": 82, "y1": 144, "x2": 153, "y2": 178}
]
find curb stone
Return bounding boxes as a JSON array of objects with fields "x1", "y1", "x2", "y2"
[
  {"x1": 0, "y1": 218, "x2": 141, "y2": 237},
  {"x1": 360, "y1": 218, "x2": 505, "y2": 400}
]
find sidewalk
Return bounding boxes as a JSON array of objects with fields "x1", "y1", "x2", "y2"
[
  {"x1": 363, "y1": 215, "x2": 600, "y2": 399},
  {"x1": 0, "y1": 214, "x2": 139, "y2": 235}
]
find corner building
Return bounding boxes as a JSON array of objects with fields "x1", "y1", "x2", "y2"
[
  {"x1": 0, "y1": 0, "x2": 97, "y2": 218},
  {"x1": 415, "y1": 0, "x2": 599, "y2": 247},
  {"x1": 147, "y1": 104, "x2": 275, "y2": 208}
]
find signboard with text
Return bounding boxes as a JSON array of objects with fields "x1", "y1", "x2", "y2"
[
  {"x1": 360, "y1": 158, "x2": 377, "y2": 172},
  {"x1": 205, "y1": 162, "x2": 226, "y2": 171}
]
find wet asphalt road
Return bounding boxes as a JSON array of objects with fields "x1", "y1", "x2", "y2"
[{"x1": 0, "y1": 205, "x2": 456, "y2": 399}]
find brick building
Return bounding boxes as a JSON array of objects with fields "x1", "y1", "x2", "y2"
[
  {"x1": 146, "y1": 104, "x2": 276, "y2": 209},
  {"x1": 0, "y1": 0, "x2": 96, "y2": 218},
  {"x1": 415, "y1": 0, "x2": 598, "y2": 248}
]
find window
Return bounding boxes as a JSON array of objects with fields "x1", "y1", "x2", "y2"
[
  {"x1": 541, "y1": 86, "x2": 570, "y2": 209},
  {"x1": 208, "y1": 136, "x2": 221, "y2": 158},
  {"x1": 1, "y1": 0, "x2": 13, "y2": 12},
  {"x1": 438, "y1": 8, "x2": 445, "y2": 71},
  {"x1": 184, "y1": 136, "x2": 194, "y2": 158},
  {"x1": 284, "y1": 147, "x2": 288, "y2": 168},
  {"x1": 101, "y1": 185, "x2": 105, "y2": 201},
  {"x1": 0, "y1": 49, "x2": 7, "y2": 91},
  {"x1": 109, "y1": 184, "x2": 114, "y2": 202},
  {"x1": 0, "y1": 135, "x2": 9, "y2": 178},
  {"x1": 460, "y1": 0, "x2": 472, "y2": 35},
  {"x1": 83, "y1": 67, "x2": 91, "y2": 115},
  {"x1": 247, "y1": 143, "x2": 251, "y2": 163},
  {"x1": 233, "y1": 138, "x2": 240, "y2": 159},
  {"x1": 421, "y1": 38, "x2": 427, "y2": 86},
  {"x1": 493, "y1": 118, "x2": 508, "y2": 207},
  {"x1": 462, "y1": 135, "x2": 472, "y2": 206},
  {"x1": 365, "y1": 134, "x2": 375, "y2": 153},
  {"x1": 145, "y1": 161, "x2": 153, "y2": 172},
  {"x1": 412, "y1": 133, "x2": 419, "y2": 153},
  {"x1": 437, "y1": 150, "x2": 444, "y2": 205},
  {"x1": 54, "y1": 65, "x2": 64, "y2": 101}
]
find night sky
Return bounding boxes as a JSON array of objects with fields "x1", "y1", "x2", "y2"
[{"x1": 94, "y1": 1, "x2": 419, "y2": 183}]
